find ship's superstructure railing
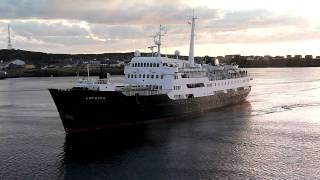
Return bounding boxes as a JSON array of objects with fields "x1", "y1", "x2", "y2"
[
  {"x1": 117, "y1": 85, "x2": 169, "y2": 96},
  {"x1": 76, "y1": 78, "x2": 110, "y2": 85}
]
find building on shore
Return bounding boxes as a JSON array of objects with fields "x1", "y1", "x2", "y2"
[{"x1": 4, "y1": 59, "x2": 26, "y2": 69}]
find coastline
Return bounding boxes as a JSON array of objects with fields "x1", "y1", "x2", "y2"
[{"x1": 2, "y1": 66, "x2": 320, "y2": 78}]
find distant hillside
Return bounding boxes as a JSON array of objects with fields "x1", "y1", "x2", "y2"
[
  {"x1": 0, "y1": 49, "x2": 137, "y2": 66},
  {"x1": 1, "y1": 49, "x2": 320, "y2": 69}
]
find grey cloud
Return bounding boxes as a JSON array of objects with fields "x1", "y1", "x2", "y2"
[
  {"x1": 0, "y1": 0, "x2": 318, "y2": 53},
  {"x1": 8, "y1": 21, "x2": 88, "y2": 37},
  {"x1": 205, "y1": 9, "x2": 310, "y2": 31},
  {"x1": 0, "y1": 0, "x2": 221, "y2": 24},
  {"x1": 195, "y1": 27, "x2": 320, "y2": 45}
]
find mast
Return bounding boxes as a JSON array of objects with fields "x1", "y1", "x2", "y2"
[
  {"x1": 157, "y1": 25, "x2": 162, "y2": 57},
  {"x1": 7, "y1": 24, "x2": 12, "y2": 50},
  {"x1": 87, "y1": 64, "x2": 90, "y2": 80},
  {"x1": 188, "y1": 12, "x2": 197, "y2": 67},
  {"x1": 154, "y1": 25, "x2": 165, "y2": 57}
]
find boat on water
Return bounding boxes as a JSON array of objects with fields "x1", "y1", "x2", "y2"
[{"x1": 49, "y1": 16, "x2": 252, "y2": 133}]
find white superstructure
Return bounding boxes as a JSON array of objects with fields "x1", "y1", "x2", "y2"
[{"x1": 75, "y1": 15, "x2": 252, "y2": 100}]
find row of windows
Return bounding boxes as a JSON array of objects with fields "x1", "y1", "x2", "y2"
[
  {"x1": 178, "y1": 79, "x2": 250, "y2": 89},
  {"x1": 131, "y1": 62, "x2": 160, "y2": 68},
  {"x1": 127, "y1": 74, "x2": 164, "y2": 79},
  {"x1": 146, "y1": 85, "x2": 162, "y2": 90},
  {"x1": 173, "y1": 86, "x2": 181, "y2": 90},
  {"x1": 215, "y1": 79, "x2": 250, "y2": 86},
  {"x1": 134, "y1": 84, "x2": 163, "y2": 90}
]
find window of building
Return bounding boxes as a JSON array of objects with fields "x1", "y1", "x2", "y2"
[
  {"x1": 143, "y1": 74, "x2": 145, "y2": 78},
  {"x1": 161, "y1": 75, "x2": 164, "y2": 79},
  {"x1": 139, "y1": 74, "x2": 141, "y2": 78},
  {"x1": 156, "y1": 75, "x2": 159, "y2": 79},
  {"x1": 151, "y1": 75, "x2": 154, "y2": 79},
  {"x1": 127, "y1": 74, "x2": 130, "y2": 78},
  {"x1": 156, "y1": 63, "x2": 159, "y2": 67},
  {"x1": 147, "y1": 74, "x2": 150, "y2": 78},
  {"x1": 131, "y1": 74, "x2": 133, "y2": 78},
  {"x1": 134, "y1": 74, "x2": 137, "y2": 78}
]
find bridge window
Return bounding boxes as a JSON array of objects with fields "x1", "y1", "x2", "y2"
[
  {"x1": 187, "y1": 83, "x2": 204, "y2": 88},
  {"x1": 187, "y1": 83, "x2": 205, "y2": 88}
]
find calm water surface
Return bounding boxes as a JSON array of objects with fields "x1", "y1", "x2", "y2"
[{"x1": 0, "y1": 68, "x2": 320, "y2": 179}]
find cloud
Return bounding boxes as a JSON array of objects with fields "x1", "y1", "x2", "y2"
[
  {"x1": 0, "y1": 0, "x2": 221, "y2": 24},
  {"x1": 9, "y1": 20, "x2": 88, "y2": 37},
  {"x1": 0, "y1": 0, "x2": 319, "y2": 55},
  {"x1": 204, "y1": 9, "x2": 311, "y2": 31}
]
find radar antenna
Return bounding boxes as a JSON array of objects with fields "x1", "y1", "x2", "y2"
[
  {"x1": 153, "y1": 24, "x2": 166, "y2": 57},
  {"x1": 148, "y1": 45, "x2": 157, "y2": 57}
]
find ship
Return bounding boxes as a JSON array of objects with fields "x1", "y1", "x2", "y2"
[{"x1": 49, "y1": 16, "x2": 252, "y2": 133}]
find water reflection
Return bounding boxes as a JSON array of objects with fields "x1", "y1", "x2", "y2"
[{"x1": 58, "y1": 101, "x2": 253, "y2": 179}]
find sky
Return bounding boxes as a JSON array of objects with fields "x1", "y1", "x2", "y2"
[{"x1": 1, "y1": 0, "x2": 320, "y2": 56}]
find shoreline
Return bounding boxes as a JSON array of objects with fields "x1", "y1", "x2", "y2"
[{"x1": 1, "y1": 66, "x2": 319, "y2": 79}]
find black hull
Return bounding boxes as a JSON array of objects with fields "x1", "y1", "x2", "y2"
[{"x1": 49, "y1": 88, "x2": 251, "y2": 133}]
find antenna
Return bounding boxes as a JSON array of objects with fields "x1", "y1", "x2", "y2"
[
  {"x1": 188, "y1": 10, "x2": 198, "y2": 67},
  {"x1": 7, "y1": 24, "x2": 12, "y2": 50},
  {"x1": 148, "y1": 46, "x2": 157, "y2": 57}
]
